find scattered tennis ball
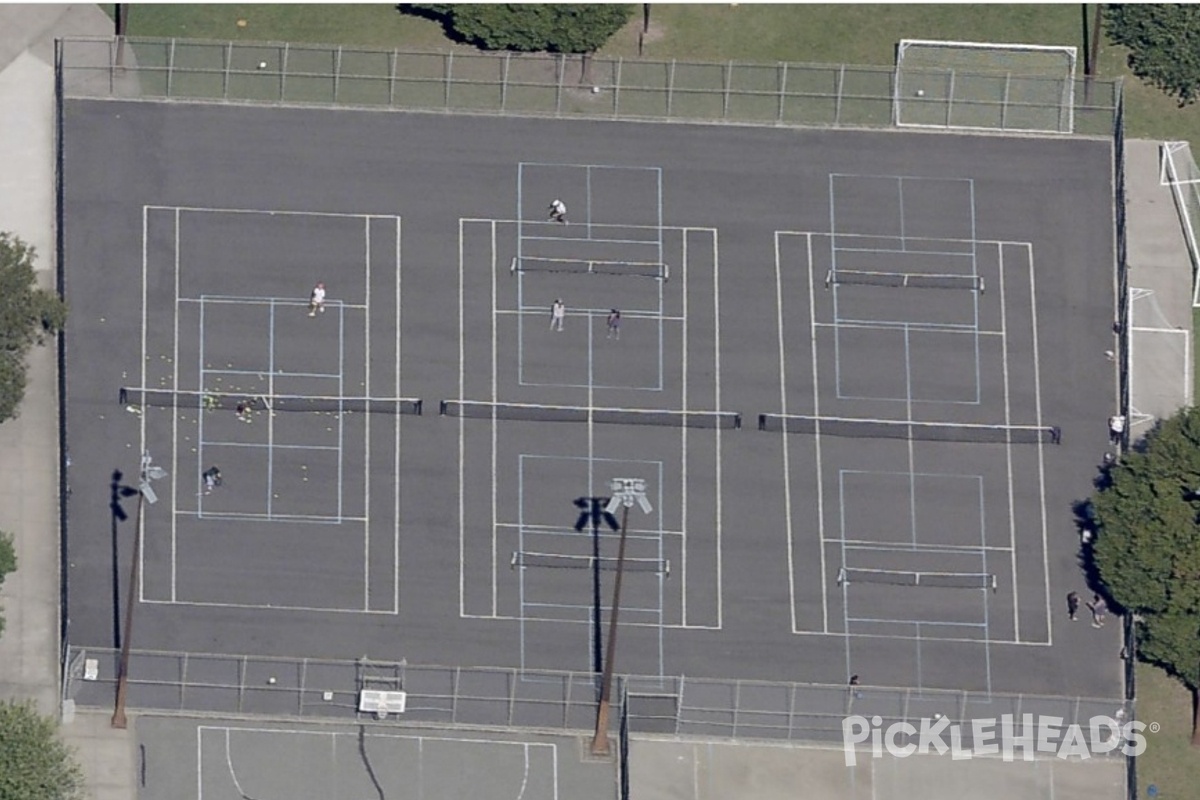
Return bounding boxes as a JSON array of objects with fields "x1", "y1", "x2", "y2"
[
  {"x1": 236, "y1": 18, "x2": 248, "y2": 27},
  {"x1": 258, "y1": 61, "x2": 268, "y2": 70},
  {"x1": 267, "y1": 676, "x2": 277, "y2": 685},
  {"x1": 916, "y1": 89, "x2": 925, "y2": 97},
  {"x1": 591, "y1": 86, "x2": 601, "y2": 94}
]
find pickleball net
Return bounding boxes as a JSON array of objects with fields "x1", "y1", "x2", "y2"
[
  {"x1": 120, "y1": 388, "x2": 423, "y2": 415},
  {"x1": 758, "y1": 413, "x2": 1059, "y2": 444},
  {"x1": 512, "y1": 551, "x2": 670, "y2": 575},
  {"x1": 838, "y1": 568, "x2": 997, "y2": 591},
  {"x1": 825, "y1": 269, "x2": 984, "y2": 293},
  {"x1": 511, "y1": 256, "x2": 669, "y2": 281},
  {"x1": 442, "y1": 399, "x2": 740, "y2": 429}
]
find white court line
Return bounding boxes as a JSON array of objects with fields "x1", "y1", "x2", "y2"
[
  {"x1": 491, "y1": 219, "x2": 500, "y2": 617},
  {"x1": 394, "y1": 216, "x2": 403, "y2": 615},
  {"x1": 848, "y1": 616, "x2": 987, "y2": 629},
  {"x1": 138, "y1": 207, "x2": 150, "y2": 602},
  {"x1": 840, "y1": 540, "x2": 1010, "y2": 554},
  {"x1": 362, "y1": 216, "x2": 370, "y2": 610},
  {"x1": 177, "y1": 296, "x2": 368, "y2": 310},
  {"x1": 171, "y1": 209, "x2": 180, "y2": 601},
  {"x1": 458, "y1": 219, "x2": 467, "y2": 617},
  {"x1": 807, "y1": 233, "x2": 829, "y2": 634},
  {"x1": 148, "y1": 597, "x2": 393, "y2": 613},
  {"x1": 832, "y1": 246, "x2": 977, "y2": 257},
  {"x1": 463, "y1": 611, "x2": 714, "y2": 630},
  {"x1": 777, "y1": 228, "x2": 1029, "y2": 247},
  {"x1": 174, "y1": 509, "x2": 366, "y2": 524},
  {"x1": 197, "y1": 442, "x2": 341, "y2": 452},
  {"x1": 710, "y1": 228, "x2": 725, "y2": 629},
  {"x1": 998, "y1": 246, "x2": 1020, "y2": 641},
  {"x1": 519, "y1": 233, "x2": 662, "y2": 247},
  {"x1": 790, "y1": 629, "x2": 1049, "y2": 645},
  {"x1": 496, "y1": 521, "x2": 684, "y2": 538},
  {"x1": 1026, "y1": 242, "x2": 1052, "y2": 646},
  {"x1": 501, "y1": 308, "x2": 682, "y2": 321},
  {"x1": 201, "y1": 722, "x2": 563, "y2": 800},
  {"x1": 464, "y1": 215, "x2": 701, "y2": 233},
  {"x1": 201, "y1": 367, "x2": 343, "y2": 379},
  {"x1": 152, "y1": 204, "x2": 398, "y2": 219},
  {"x1": 813, "y1": 321, "x2": 1004, "y2": 336},
  {"x1": 680, "y1": 230, "x2": 689, "y2": 626},
  {"x1": 774, "y1": 232, "x2": 797, "y2": 634}
]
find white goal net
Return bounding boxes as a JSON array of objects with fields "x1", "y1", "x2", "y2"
[{"x1": 895, "y1": 39, "x2": 1077, "y2": 134}]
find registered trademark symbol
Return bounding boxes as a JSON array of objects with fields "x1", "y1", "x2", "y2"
[{"x1": 1149, "y1": 722, "x2": 1161, "y2": 733}]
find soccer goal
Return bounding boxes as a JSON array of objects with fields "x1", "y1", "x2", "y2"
[
  {"x1": 1160, "y1": 142, "x2": 1200, "y2": 305},
  {"x1": 895, "y1": 39, "x2": 1077, "y2": 134}
]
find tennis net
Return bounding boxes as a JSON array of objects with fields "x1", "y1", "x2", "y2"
[
  {"x1": 443, "y1": 399, "x2": 740, "y2": 429},
  {"x1": 512, "y1": 552, "x2": 670, "y2": 575},
  {"x1": 511, "y1": 256, "x2": 669, "y2": 281},
  {"x1": 838, "y1": 568, "x2": 997, "y2": 591},
  {"x1": 757, "y1": 413, "x2": 1059, "y2": 444},
  {"x1": 121, "y1": 388, "x2": 423, "y2": 416},
  {"x1": 825, "y1": 269, "x2": 983, "y2": 293}
]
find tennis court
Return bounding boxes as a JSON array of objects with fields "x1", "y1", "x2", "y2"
[{"x1": 61, "y1": 100, "x2": 1119, "y2": 711}]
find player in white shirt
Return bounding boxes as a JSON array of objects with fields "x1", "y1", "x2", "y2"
[
  {"x1": 548, "y1": 199, "x2": 567, "y2": 223},
  {"x1": 308, "y1": 281, "x2": 326, "y2": 317}
]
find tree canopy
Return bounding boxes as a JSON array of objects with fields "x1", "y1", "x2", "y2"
[
  {"x1": 407, "y1": 4, "x2": 632, "y2": 53},
  {"x1": 0, "y1": 700, "x2": 85, "y2": 800},
  {"x1": 0, "y1": 232, "x2": 67, "y2": 424},
  {"x1": 0, "y1": 531, "x2": 14, "y2": 637},
  {"x1": 1105, "y1": 4, "x2": 1200, "y2": 106},
  {"x1": 1090, "y1": 406, "x2": 1200, "y2": 739}
]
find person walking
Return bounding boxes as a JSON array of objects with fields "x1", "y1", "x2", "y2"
[
  {"x1": 1066, "y1": 591, "x2": 1080, "y2": 621},
  {"x1": 1087, "y1": 593, "x2": 1108, "y2": 628},
  {"x1": 550, "y1": 298, "x2": 566, "y2": 332},
  {"x1": 606, "y1": 309, "x2": 621, "y2": 339},
  {"x1": 308, "y1": 281, "x2": 327, "y2": 317},
  {"x1": 548, "y1": 198, "x2": 567, "y2": 224},
  {"x1": 1108, "y1": 414, "x2": 1126, "y2": 445}
]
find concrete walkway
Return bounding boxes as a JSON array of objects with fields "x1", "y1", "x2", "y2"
[
  {"x1": 0, "y1": 8, "x2": 1193, "y2": 800},
  {"x1": 0, "y1": 7, "x2": 137, "y2": 800}
]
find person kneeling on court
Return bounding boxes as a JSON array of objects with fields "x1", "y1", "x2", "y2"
[{"x1": 202, "y1": 466, "x2": 222, "y2": 495}]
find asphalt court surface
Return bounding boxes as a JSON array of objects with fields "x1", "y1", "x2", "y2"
[
  {"x1": 136, "y1": 716, "x2": 611, "y2": 800},
  {"x1": 62, "y1": 101, "x2": 1119, "y2": 702}
]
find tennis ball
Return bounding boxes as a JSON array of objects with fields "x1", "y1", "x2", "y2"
[
  {"x1": 591, "y1": 86, "x2": 601, "y2": 94},
  {"x1": 916, "y1": 89, "x2": 925, "y2": 97}
]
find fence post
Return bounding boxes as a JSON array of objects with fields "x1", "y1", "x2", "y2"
[
  {"x1": 280, "y1": 42, "x2": 289, "y2": 103},
  {"x1": 223, "y1": 41, "x2": 231, "y2": 101},
  {"x1": 389, "y1": 49, "x2": 397, "y2": 107},
  {"x1": 445, "y1": 52, "x2": 453, "y2": 111},
  {"x1": 778, "y1": 62, "x2": 787, "y2": 124}
]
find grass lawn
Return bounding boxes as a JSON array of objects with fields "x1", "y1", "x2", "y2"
[
  {"x1": 107, "y1": 3, "x2": 1200, "y2": 145},
  {"x1": 1136, "y1": 661, "x2": 1200, "y2": 797}
]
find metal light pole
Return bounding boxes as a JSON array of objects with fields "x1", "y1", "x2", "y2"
[
  {"x1": 112, "y1": 451, "x2": 166, "y2": 729},
  {"x1": 591, "y1": 478, "x2": 653, "y2": 756}
]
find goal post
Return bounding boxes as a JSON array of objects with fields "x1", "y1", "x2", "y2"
[{"x1": 895, "y1": 39, "x2": 1077, "y2": 134}]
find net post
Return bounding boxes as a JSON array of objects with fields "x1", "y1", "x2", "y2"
[
  {"x1": 824, "y1": 269, "x2": 833, "y2": 289},
  {"x1": 758, "y1": 414, "x2": 768, "y2": 431},
  {"x1": 439, "y1": 400, "x2": 449, "y2": 416},
  {"x1": 733, "y1": 413, "x2": 742, "y2": 430},
  {"x1": 509, "y1": 256, "x2": 517, "y2": 275},
  {"x1": 978, "y1": 276, "x2": 985, "y2": 295},
  {"x1": 413, "y1": 399, "x2": 423, "y2": 416},
  {"x1": 836, "y1": 567, "x2": 847, "y2": 587}
]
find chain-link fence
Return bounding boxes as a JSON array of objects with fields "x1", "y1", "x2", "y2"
[
  {"x1": 66, "y1": 645, "x2": 1125, "y2": 747},
  {"x1": 57, "y1": 36, "x2": 1122, "y2": 136}
]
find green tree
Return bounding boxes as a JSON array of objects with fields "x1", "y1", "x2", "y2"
[
  {"x1": 0, "y1": 232, "x2": 67, "y2": 424},
  {"x1": 0, "y1": 700, "x2": 85, "y2": 800},
  {"x1": 1091, "y1": 406, "x2": 1200, "y2": 744},
  {"x1": 0, "y1": 531, "x2": 14, "y2": 637},
  {"x1": 1104, "y1": 4, "x2": 1200, "y2": 106},
  {"x1": 406, "y1": 4, "x2": 632, "y2": 54}
]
